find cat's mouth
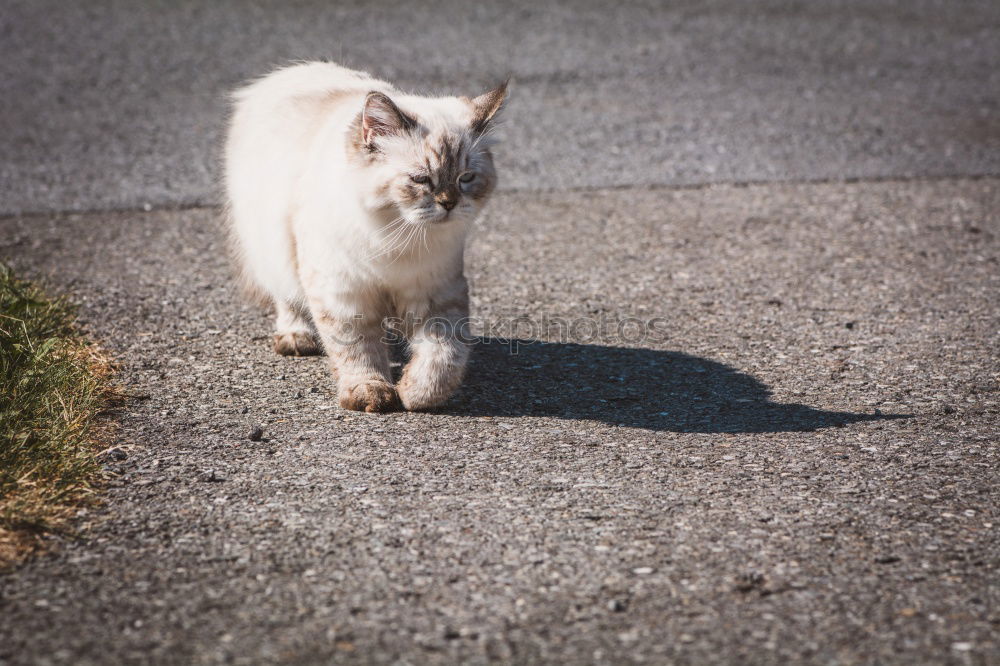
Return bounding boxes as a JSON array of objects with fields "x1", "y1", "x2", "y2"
[
  {"x1": 409, "y1": 204, "x2": 463, "y2": 225},
  {"x1": 424, "y1": 208, "x2": 453, "y2": 224}
]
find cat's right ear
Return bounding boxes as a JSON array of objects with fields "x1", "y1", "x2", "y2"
[
  {"x1": 470, "y1": 79, "x2": 509, "y2": 134},
  {"x1": 361, "y1": 92, "x2": 416, "y2": 149}
]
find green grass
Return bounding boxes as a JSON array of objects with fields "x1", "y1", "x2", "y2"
[{"x1": 0, "y1": 263, "x2": 118, "y2": 567}]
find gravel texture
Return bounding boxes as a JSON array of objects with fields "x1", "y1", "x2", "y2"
[
  {"x1": 1, "y1": 178, "x2": 997, "y2": 664},
  {"x1": 1, "y1": 0, "x2": 999, "y2": 213}
]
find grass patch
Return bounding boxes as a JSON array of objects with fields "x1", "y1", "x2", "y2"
[{"x1": 0, "y1": 263, "x2": 119, "y2": 569}]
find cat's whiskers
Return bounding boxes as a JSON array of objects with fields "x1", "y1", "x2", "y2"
[
  {"x1": 366, "y1": 216, "x2": 411, "y2": 260},
  {"x1": 368, "y1": 229, "x2": 411, "y2": 261},
  {"x1": 380, "y1": 215, "x2": 408, "y2": 239},
  {"x1": 383, "y1": 223, "x2": 422, "y2": 266},
  {"x1": 372, "y1": 217, "x2": 430, "y2": 264}
]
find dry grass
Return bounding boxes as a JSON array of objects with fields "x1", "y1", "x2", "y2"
[{"x1": 0, "y1": 264, "x2": 120, "y2": 569}]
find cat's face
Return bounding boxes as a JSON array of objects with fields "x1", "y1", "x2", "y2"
[
  {"x1": 351, "y1": 84, "x2": 506, "y2": 226},
  {"x1": 389, "y1": 129, "x2": 497, "y2": 225}
]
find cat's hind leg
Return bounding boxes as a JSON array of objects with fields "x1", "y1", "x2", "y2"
[{"x1": 273, "y1": 301, "x2": 321, "y2": 357}]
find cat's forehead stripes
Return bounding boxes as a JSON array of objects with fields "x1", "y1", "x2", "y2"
[{"x1": 423, "y1": 131, "x2": 468, "y2": 184}]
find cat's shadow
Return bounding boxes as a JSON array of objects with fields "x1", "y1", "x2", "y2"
[{"x1": 437, "y1": 338, "x2": 907, "y2": 433}]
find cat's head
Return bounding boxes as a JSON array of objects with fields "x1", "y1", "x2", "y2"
[{"x1": 349, "y1": 81, "x2": 508, "y2": 226}]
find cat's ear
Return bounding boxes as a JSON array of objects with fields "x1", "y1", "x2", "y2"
[
  {"x1": 361, "y1": 91, "x2": 416, "y2": 148},
  {"x1": 470, "y1": 79, "x2": 509, "y2": 134}
]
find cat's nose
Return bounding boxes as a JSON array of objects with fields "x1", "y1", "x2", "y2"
[{"x1": 438, "y1": 198, "x2": 457, "y2": 211}]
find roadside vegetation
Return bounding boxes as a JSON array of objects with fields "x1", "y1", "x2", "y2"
[{"x1": 0, "y1": 264, "x2": 119, "y2": 568}]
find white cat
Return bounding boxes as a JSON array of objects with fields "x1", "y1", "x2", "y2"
[{"x1": 224, "y1": 62, "x2": 506, "y2": 412}]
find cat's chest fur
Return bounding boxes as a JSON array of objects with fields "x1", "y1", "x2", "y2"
[{"x1": 290, "y1": 189, "x2": 467, "y2": 314}]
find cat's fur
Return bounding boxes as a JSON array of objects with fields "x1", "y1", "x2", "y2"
[{"x1": 224, "y1": 62, "x2": 506, "y2": 412}]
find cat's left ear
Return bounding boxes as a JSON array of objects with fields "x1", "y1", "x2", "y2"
[
  {"x1": 361, "y1": 91, "x2": 416, "y2": 149},
  {"x1": 469, "y1": 79, "x2": 509, "y2": 134}
]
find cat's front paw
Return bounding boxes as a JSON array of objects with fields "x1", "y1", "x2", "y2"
[
  {"x1": 273, "y1": 331, "x2": 321, "y2": 357},
  {"x1": 396, "y1": 374, "x2": 458, "y2": 412},
  {"x1": 338, "y1": 380, "x2": 400, "y2": 413}
]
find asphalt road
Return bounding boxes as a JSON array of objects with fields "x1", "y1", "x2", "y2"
[
  {"x1": 1, "y1": 2, "x2": 999, "y2": 665},
  {"x1": 1, "y1": 0, "x2": 998, "y2": 213}
]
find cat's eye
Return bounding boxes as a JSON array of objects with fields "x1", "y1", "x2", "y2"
[
  {"x1": 411, "y1": 174, "x2": 431, "y2": 185},
  {"x1": 458, "y1": 172, "x2": 476, "y2": 184}
]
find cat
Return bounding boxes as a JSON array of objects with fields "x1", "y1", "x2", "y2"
[{"x1": 224, "y1": 62, "x2": 506, "y2": 413}]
